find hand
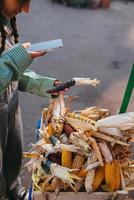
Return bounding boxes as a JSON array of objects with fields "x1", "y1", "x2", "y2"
[
  {"x1": 51, "y1": 80, "x2": 68, "y2": 98},
  {"x1": 29, "y1": 51, "x2": 47, "y2": 59},
  {"x1": 22, "y1": 43, "x2": 47, "y2": 59}
]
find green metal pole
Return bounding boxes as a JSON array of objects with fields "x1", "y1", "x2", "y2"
[{"x1": 119, "y1": 65, "x2": 134, "y2": 113}]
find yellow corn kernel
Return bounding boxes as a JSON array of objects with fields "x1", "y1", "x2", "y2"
[
  {"x1": 47, "y1": 122, "x2": 54, "y2": 137},
  {"x1": 104, "y1": 159, "x2": 121, "y2": 192},
  {"x1": 66, "y1": 113, "x2": 96, "y2": 126},
  {"x1": 93, "y1": 166, "x2": 105, "y2": 191},
  {"x1": 61, "y1": 150, "x2": 72, "y2": 168},
  {"x1": 105, "y1": 161, "x2": 116, "y2": 192},
  {"x1": 114, "y1": 159, "x2": 121, "y2": 191}
]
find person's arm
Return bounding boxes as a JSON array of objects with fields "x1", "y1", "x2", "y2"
[
  {"x1": 0, "y1": 43, "x2": 33, "y2": 95},
  {"x1": 18, "y1": 69, "x2": 56, "y2": 98}
]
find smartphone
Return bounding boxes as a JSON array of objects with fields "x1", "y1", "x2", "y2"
[{"x1": 27, "y1": 39, "x2": 63, "y2": 52}]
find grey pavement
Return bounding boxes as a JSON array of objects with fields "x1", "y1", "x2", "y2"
[{"x1": 17, "y1": 0, "x2": 134, "y2": 194}]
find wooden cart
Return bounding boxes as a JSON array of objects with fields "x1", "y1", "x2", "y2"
[{"x1": 33, "y1": 191, "x2": 128, "y2": 200}]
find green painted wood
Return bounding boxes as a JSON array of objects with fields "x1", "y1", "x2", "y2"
[{"x1": 119, "y1": 65, "x2": 134, "y2": 113}]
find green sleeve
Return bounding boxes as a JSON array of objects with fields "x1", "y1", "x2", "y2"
[
  {"x1": 0, "y1": 43, "x2": 33, "y2": 95},
  {"x1": 18, "y1": 69, "x2": 56, "y2": 99}
]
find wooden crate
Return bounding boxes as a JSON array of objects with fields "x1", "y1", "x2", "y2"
[{"x1": 33, "y1": 192, "x2": 128, "y2": 200}]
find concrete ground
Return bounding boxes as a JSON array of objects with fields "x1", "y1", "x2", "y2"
[{"x1": 17, "y1": 0, "x2": 134, "y2": 196}]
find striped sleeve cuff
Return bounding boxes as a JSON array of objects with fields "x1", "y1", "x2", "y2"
[{"x1": 1, "y1": 43, "x2": 33, "y2": 78}]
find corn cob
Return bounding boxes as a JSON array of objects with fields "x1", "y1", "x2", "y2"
[
  {"x1": 77, "y1": 152, "x2": 97, "y2": 177},
  {"x1": 69, "y1": 133, "x2": 91, "y2": 153},
  {"x1": 77, "y1": 168, "x2": 88, "y2": 178},
  {"x1": 85, "y1": 169, "x2": 95, "y2": 193},
  {"x1": 66, "y1": 112, "x2": 96, "y2": 126},
  {"x1": 47, "y1": 122, "x2": 55, "y2": 137},
  {"x1": 51, "y1": 116, "x2": 64, "y2": 134},
  {"x1": 104, "y1": 159, "x2": 121, "y2": 192},
  {"x1": 114, "y1": 159, "x2": 121, "y2": 190},
  {"x1": 105, "y1": 161, "x2": 115, "y2": 192},
  {"x1": 88, "y1": 137, "x2": 104, "y2": 167},
  {"x1": 66, "y1": 117, "x2": 97, "y2": 132},
  {"x1": 99, "y1": 142, "x2": 113, "y2": 163},
  {"x1": 61, "y1": 150, "x2": 72, "y2": 168},
  {"x1": 72, "y1": 155, "x2": 85, "y2": 173},
  {"x1": 93, "y1": 166, "x2": 105, "y2": 191},
  {"x1": 75, "y1": 180, "x2": 83, "y2": 191},
  {"x1": 64, "y1": 123, "x2": 75, "y2": 138}
]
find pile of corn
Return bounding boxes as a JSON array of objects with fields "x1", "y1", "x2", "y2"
[{"x1": 24, "y1": 94, "x2": 134, "y2": 195}]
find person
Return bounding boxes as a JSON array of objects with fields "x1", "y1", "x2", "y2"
[{"x1": 0, "y1": 0, "x2": 64, "y2": 199}]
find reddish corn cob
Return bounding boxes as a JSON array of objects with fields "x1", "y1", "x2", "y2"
[{"x1": 64, "y1": 123, "x2": 75, "y2": 138}]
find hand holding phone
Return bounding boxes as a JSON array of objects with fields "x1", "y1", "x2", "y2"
[
  {"x1": 26, "y1": 39, "x2": 63, "y2": 52},
  {"x1": 23, "y1": 42, "x2": 47, "y2": 59}
]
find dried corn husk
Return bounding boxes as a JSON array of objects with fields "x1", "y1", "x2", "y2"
[
  {"x1": 97, "y1": 112, "x2": 134, "y2": 131},
  {"x1": 99, "y1": 142, "x2": 113, "y2": 163},
  {"x1": 24, "y1": 93, "x2": 134, "y2": 193},
  {"x1": 80, "y1": 106, "x2": 109, "y2": 120},
  {"x1": 99, "y1": 127, "x2": 123, "y2": 138}
]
